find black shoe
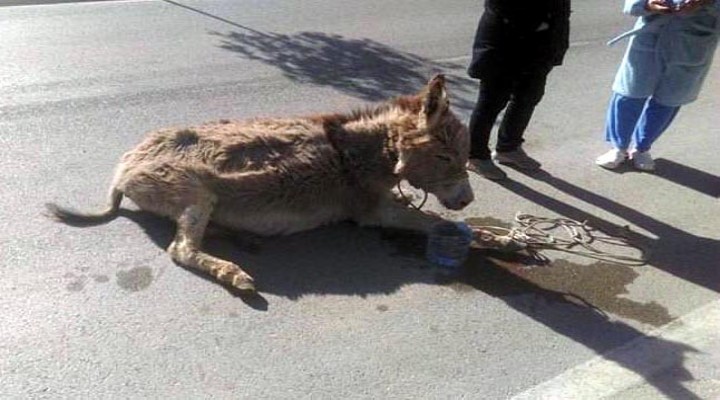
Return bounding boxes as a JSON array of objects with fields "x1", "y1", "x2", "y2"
[
  {"x1": 467, "y1": 158, "x2": 507, "y2": 181},
  {"x1": 492, "y1": 148, "x2": 541, "y2": 171}
]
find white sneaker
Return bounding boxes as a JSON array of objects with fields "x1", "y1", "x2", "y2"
[
  {"x1": 631, "y1": 151, "x2": 655, "y2": 171},
  {"x1": 595, "y1": 149, "x2": 628, "y2": 169}
]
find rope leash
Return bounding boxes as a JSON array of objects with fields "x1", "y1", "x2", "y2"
[
  {"x1": 396, "y1": 182, "x2": 428, "y2": 210},
  {"x1": 395, "y1": 185, "x2": 647, "y2": 266},
  {"x1": 470, "y1": 213, "x2": 648, "y2": 266}
]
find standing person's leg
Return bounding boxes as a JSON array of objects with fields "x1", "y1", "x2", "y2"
[
  {"x1": 605, "y1": 92, "x2": 648, "y2": 150},
  {"x1": 493, "y1": 69, "x2": 549, "y2": 170},
  {"x1": 467, "y1": 74, "x2": 513, "y2": 180},
  {"x1": 469, "y1": 77, "x2": 513, "y2": 159},
  {"x1": 596, "y1": 92, "x2": 647, "y2": 169},
  {"x1": 630, "y1": 98, "x2": 680, "y2": 171}
]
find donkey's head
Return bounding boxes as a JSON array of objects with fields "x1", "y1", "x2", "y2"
[{"x1": 394, "y1": 74, "x2": 473, "y2": 210}]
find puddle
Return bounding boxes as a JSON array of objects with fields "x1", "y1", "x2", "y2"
[
  {"x1": 380, "y1": 221, "x2": 672, "y2": 327},
  {"x1": 464, "y1": 254, "x2": 672, "y2": 326},
  {"x1": 540, "y1": 261, "x2": 672, "y2": 326},
  {"x1": 116, "y1": 267, "x2": 154, "y2": 292}
]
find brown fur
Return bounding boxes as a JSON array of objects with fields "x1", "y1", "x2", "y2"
[{"x1": 46, "y1": 75, "x2": 473, "y2": 292}]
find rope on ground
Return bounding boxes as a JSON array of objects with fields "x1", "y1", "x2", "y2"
[
  {"x1": 468, "y1": 213, "x2": 648, "y2": 266},
  {"x1": 393, "y1": 185, "x2": 647, "y2": 266}
]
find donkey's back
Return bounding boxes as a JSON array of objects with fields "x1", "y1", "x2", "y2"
[{"x1": 118, "y1": 117, "x2": 355, "y2": 234}]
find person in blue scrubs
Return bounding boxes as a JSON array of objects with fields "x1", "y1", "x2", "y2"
[{"x1": 597, "y1": 0, "x2": 720, "y2": 171}]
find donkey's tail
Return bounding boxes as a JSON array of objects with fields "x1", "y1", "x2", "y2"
[{"x1": 45, "y1": 187, "x2": 124, "y2": 226}]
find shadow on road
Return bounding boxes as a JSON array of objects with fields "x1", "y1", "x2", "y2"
[
  {"x1": 654, "y1": 158, "x2": 720, "y2": 199},
  {"x1": 593, "y1": 157, "x2": 720, "y2": 200},
  {"x1": 211, "y1": 29, "x2": 477, "y2": 111},
  {"x1": 117, "y1": 204, "x2": 701, "y2": 399},
  {"x1": 162, "y1": 0, "x2": 478, "y2": 110},
  {"x1": 457, "y1": 250, "x2": 701, "y2": 400},
  {"x1": 504, "y1": 169, "x2": 720, "y2": 294},
  {"x1": 483, "y1": 166, "x2": 720, "y2": 398}
]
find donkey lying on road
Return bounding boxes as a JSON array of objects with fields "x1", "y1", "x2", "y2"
[{"x1": 47, "y1": 75, "x2": 474, "y2": 292}]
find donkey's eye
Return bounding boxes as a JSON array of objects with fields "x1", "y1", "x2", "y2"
[{"x1": 435, "y1": 154, "x2": 452, "y2": 162}]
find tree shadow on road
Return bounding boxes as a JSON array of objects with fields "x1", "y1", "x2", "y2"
[
  {"x1": 210, "y1": 29, "x2": 478, "y2": 111},
  {"x1": 160, "y1": 0, "x2": 478, "y2": 112}
]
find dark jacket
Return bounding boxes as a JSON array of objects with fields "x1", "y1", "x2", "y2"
[{"x1": 468, "y1": 0, "x2": 571, "y2": 79}]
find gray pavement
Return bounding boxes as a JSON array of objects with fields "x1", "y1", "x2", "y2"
[
  {"x1": 0, "y1": 0, "x2": 718, "y2": 398},
  {"x1": 0, "y1": 0, "x2": 117, "y2": 6}
]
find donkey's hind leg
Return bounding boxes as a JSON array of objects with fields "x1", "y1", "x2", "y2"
[{"x1": 167, "y1": 198, "x2": 256, "y2": 292}]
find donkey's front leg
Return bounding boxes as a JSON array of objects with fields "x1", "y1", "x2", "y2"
[
  {"x1": 356, "y1": 200, "x2": 445, "y2": 234},
  {"x1": 357, "y1": 200, "x2": 514, "y2": 250},
  {"x1": 168, "y1": 199, "x2": 255, "y2": 292}
]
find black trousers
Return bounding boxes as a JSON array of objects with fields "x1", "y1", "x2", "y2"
[{"x1": 468, "y1": 69, "x2": 550, "y2": 160}]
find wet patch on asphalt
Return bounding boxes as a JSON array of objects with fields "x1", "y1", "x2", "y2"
[
  {"x1": 64, "y1": 272, "x2": 87, "y2": 292},
  {"x1": 64, "y1": 271, "x2": 110, "y2": 292},
  {"x1": 380, "y1": 222, "x2": 672, "y2": 327},
  {"x1": 116, "y1": 266, "x2": 154, "y2": 292}
]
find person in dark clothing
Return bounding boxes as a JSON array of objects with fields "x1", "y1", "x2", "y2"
[{"x1": 467, "y1": 0, "x2": 571, "y2": 180}]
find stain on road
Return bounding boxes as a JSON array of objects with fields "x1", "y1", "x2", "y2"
[
  {"x1": 380, "y1": 222, "x2": 672, "y2": 327},
  {"x1": 64, "y1": 273, "x2": 87, "y2": 292},
  {"x1": 64, "y1": 271, "x2": 111, "y2": 292},
  {"x1": 116, "y1": 267, "x2": 154, "y2": 292},
  {"x1": 461, "y1": 254, "x2": 673, "y2": 327}
]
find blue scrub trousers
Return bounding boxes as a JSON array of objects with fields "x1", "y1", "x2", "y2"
[{"x1": 604, "y1": 92, "x2": 680, "y2": 152}]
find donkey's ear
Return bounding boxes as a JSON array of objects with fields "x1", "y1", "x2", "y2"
[{"x1": 423, "y1": 74, "x2": 449, "y2": 119}]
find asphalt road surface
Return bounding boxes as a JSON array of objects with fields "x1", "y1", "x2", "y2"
[{"x1": 1, "y1": 0, "x2": 719, "y2": 398}]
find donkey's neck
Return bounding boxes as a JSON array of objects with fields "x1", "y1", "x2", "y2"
[{"x1": 324, "y1": 105, "x2": 417, "y2": 186}]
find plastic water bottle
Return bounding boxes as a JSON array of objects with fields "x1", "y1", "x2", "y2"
[{"x1": 426, "y1": 221, "x2": 474, "y2": 272}]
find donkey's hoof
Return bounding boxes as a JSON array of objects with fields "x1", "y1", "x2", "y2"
[{"x1": 232, "y1": 275, "x2": 256, "y2": 292}]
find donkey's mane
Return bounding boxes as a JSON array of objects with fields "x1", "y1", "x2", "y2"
[{"x1": 309, "y1": 94, "x2": 423, "y2": 126}]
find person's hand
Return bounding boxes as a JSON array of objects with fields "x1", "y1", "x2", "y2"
[
  {"x1": 645, "y1": 0, "x2": 674, "y2": 14},
  {"x1": 675, "y1": 0, "x2": 712, "y2": 15}
]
